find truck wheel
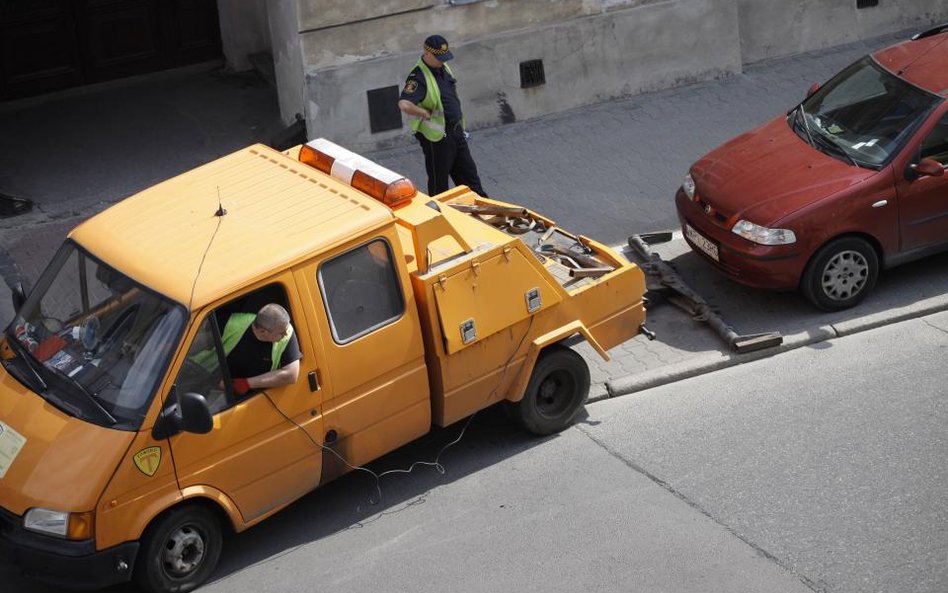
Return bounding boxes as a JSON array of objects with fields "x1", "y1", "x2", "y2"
[
  {"x1": 801, "y1": 237, "x2": 878, "y2": 311},
  {"x1": 135, "y1": 504, "x2": 222, "y2": 593},
  {"x1": 517, "y1": 346, "x2": 590, "y2": 435}
]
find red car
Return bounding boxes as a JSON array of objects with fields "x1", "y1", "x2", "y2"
[{"x1": 676, "y1": 24, "x2": 948, "y2": 310}]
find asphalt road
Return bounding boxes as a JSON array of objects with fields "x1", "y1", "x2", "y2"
[
  {"x1": 6, "y1": 312, "x2": 939, "y2": 593},
  {"x1": 585, "y1": 311, "x2": 948, "y2": 593}
]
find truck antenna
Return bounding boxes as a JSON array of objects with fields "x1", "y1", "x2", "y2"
[{"x1": 215, "y1": 186, "x2": 227, "y2": 216}]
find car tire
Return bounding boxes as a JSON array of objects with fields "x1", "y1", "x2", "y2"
[
  {"x1": 517, "y1": 346, "x2": 590, "y2": 436},
  {"x1": 801, "y1": 237, "x2": 879, "y2": 311},
  {"x1": 134, "y1": 504, "x2": 223, "y2": 593}
]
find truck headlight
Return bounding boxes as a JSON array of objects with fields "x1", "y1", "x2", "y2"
[
  {"x1": 24, "y1": 508, "x2": 95, "y2": 540},
  {"x1": 731, "y1": 220, "x2": 796, "y2": 245},
  {"x1": 682, "y1": 173, "x2": 696, "y2": 200}
]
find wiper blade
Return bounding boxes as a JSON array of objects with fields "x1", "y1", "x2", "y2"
[
  {"x1": 812, "y1": 133, "x2": 861, "y2": 168},
  {"x1": 4, "y1": 329, "x2": 48, "y2": 391},
  {"x1": 795, "y1": 104, "x2": 816, "y2": 149},
  {"x1": 52, "y1": 369, "x2": 117, "y2": 426}
]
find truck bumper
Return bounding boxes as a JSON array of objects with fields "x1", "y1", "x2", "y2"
[{"x1": 0, "y1": 505, "x2": 138, "y2": 590}]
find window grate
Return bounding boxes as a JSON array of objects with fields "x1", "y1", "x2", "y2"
[
  {"x1": 367, "y1": 85, "x2": 403, "y2": 134},
  {"x1": 519, "y1": 59, "x2": 546, "y2": 88}
]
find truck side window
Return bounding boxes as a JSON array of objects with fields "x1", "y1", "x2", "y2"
[
  {"x1": 319, "y1": 239, "x2": 404, "y2": 343},
  {"x1": 176, "y1": 316, "x2": 228, "y2": 415},
  {"x1": 173, "y1": 283, "x2": 296, "y2": 415}
]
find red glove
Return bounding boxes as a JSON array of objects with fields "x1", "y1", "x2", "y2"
[{"x1": 232, "y1": 378, "x2": 251, "y2": 396}]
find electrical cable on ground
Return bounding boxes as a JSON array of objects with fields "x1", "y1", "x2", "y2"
[{"x1": 264, "y1": 316, "x2": 535, "y2": 507}]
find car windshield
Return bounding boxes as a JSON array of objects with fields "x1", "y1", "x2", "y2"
[
  {"x1": 790, "y1": 56, "x2": 940, "y2": 168},
  {"x1": 2, "y1": 241, "x2": 185, "y2": 430}
]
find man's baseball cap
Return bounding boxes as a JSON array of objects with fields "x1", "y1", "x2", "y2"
[{"x1": 423, "y1": 35, "x2": 454, "y2": 61}]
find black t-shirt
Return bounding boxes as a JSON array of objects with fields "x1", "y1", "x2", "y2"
[
  {"x1": 400, "y1": 64, "x2": 463, "y2": 126},
  {"x1": 226, "y1": 326, "x2": 301, "y2": 379}
]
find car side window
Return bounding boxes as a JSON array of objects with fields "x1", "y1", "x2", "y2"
[
  {"x1": 920, "y1": 113, "x2": 948, "y2": 166},
  {"x1": 318, "y1": 239, "x2": 405, "y2": 344}
]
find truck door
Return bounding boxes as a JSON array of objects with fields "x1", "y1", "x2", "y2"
[
  {"x1": 293, "y1": 236, "x2": 430, "y2": 477},
  {"x1": 897, "y1": 109, "x2": 948, "y2": 251},
  {"x1": 165, "y1": 280, "x2": 323, "y2": 523}
]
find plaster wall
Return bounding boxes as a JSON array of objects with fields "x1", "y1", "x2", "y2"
[
  {"x1": 304, "y1": 0, "x2": 739, "y2": 151},
  {"x1": 217, "y1": 0, "x2": 271, "y2": 72},
  {"x1": 738, "y1": 0, "x2": 948, "y2": 63},
  {"x1": 297, "y1": 0, "x2": 665, "y2": 69},
  {"x1": 268, "y1": 0, "x2": 305, "y2": 125}
]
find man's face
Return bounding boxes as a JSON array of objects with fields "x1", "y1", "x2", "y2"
[
  {"x1": 251, "y1": 321, "x2": 287, "y2": 343},
  {"x1": 423, "y1": 51, "x2": 444, "y2": 68}
]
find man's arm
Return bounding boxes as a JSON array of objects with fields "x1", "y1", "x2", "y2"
[
  {"x1": 398, "y1": 99, "x2": 430, "y2": 120},
  {"x1": 245, "y1": 359, "x2": 300, "y2": 390}
]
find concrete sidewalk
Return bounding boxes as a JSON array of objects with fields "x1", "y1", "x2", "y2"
[{"x1": 2, "y1": 29, "x2": 946, "y2": 399}]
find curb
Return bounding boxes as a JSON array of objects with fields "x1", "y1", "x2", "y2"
[{"x1": 595, "y1": 294, "x2": 948, "y2": 402}]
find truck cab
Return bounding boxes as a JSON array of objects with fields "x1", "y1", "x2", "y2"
[{"x1": 0, "y1": 140, "x2": 646, "y2": 592}]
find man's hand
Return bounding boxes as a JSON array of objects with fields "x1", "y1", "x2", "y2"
[{"x1": 232, "y1": 377, "x2": 250, "y2": 396}]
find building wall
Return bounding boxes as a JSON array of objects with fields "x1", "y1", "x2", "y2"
[
  {"x1": 738, "y1": 0, "x2": 948, "y2": 63},
  {"x1": 267, "y1": 0, "x2": 305, "y2": 124},
  {"x1": 230, "y1": 0, "x2": 948, "y2": 149},
  {"x1": 217, "y1": 0, "x2": 271, "y2": 72},
  {"x1": 303, "y1": 0, "x2": 738, "y2": 150}
]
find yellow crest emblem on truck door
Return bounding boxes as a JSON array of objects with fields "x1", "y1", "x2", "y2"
[{"x1": 133, "y1": 446, "x2": 162, "y2": 477}]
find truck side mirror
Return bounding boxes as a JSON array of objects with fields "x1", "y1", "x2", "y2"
[
  {"x1": 152, "y1": 391, "x2": 213, "y2": 439},
  {"x1": 910, "y1": 158, "x2": 945, "y2": 179},
  {"x1": 11, "y1": 281, "x2": 27, "y2": 311},
  {"x1": 806, "y1": 82, "x2": 820, "y2": 98}
]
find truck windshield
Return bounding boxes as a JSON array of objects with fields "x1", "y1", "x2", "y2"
[
  {"x1": 2, "y1": 241, "x2": 185, "y2": 430},
  {"x1": 790, "y1": 56, "x2": 940, "y2": 168}
]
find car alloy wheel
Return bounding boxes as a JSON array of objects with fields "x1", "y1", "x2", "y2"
[{"x1": 802, "y1": 236, "x2": 879, "y2": 311}]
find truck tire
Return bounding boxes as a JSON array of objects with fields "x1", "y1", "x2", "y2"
[
  {"x1": 517, "y1": 346, "x2": 590, "y2": 435},
  {"x1": 134, "y1": 504, "x2": 222, "y2": 593},
  {"x1": 801, "y1": 236, "x2": 878, "y2": 311}
]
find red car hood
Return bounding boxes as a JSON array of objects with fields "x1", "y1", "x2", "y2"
[{"x1": 691, "y1": 116, "x2": 876, "y2": 225}]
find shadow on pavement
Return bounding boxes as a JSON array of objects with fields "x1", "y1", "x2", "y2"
[{"x1": 1, "y1": 405, "x2": 553, "y2": 593}]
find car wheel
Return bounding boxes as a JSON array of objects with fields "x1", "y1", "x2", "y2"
[
  {"x1": 517, "y1": 346, "x2": 590, "y2": 436},
  {"x1": 801, "y1": 237, "x2": 878, "y2": 311},
  {"x1": 135, "y1": 504, "x2": 223, "y2": 593}
]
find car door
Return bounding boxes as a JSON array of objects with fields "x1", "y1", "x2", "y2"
[
  {"x1": 896, "y1": 107, "x2": 948, "y2": 252},
  {"x1": 292, "y1": 235, "x2": 430, "y2": 482},
  {"x1": 165, "y1": 278, "x2": 323, "y2": 524}
]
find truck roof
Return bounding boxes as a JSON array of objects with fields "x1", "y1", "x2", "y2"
[{"x1": 70, "y1": 144, "x2": 394, "y2": 309}]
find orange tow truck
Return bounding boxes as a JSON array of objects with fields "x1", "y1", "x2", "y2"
[{"x1": 0, "y1": 139, "x2": 646, "y2": 592}]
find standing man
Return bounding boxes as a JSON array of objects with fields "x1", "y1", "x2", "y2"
[{"x1": 398, "y1": 34, "x2": 487, "y2": 197}]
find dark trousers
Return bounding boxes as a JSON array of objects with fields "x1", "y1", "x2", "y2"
[{"x1": 415, "y1": 128, "x2": 487, "y2": 197}]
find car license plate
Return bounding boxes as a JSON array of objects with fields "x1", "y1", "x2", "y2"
[{"x1": 685, "y1": 224, "x2": 719, "y2": 261}]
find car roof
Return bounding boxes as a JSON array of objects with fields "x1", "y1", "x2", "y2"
[
  {"x1": 873, "y1": 27, "x2": 948, "y2": 96},
  {"x1": 70, "y1": 144, "x2": 394, "y2": 310}
]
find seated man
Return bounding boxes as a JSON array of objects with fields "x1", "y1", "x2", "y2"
[{"x1": 219, "y1": 303, "x2": 301, "y2": 396}]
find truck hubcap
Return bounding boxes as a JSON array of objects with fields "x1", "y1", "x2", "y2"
[
  {"x1": 821, "y1": 249, "x2": 868, "y2": 301},
  {"x1": 162, "y1": 524, "x2": 206, "y2": 577},
  {"x1": 537, "y1": 370, "x2": 575, "y2": 418}
]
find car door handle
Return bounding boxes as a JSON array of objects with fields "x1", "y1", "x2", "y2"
[
  {"x1": 872, "y1": 200, "x2": 888, "y2": 208},
  {"x1": 307, "y1": 371, "x2": 319, "y2": 392}
]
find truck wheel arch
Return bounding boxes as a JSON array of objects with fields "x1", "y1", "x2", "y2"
[
  {"x1": 120, "y1": 485, "x2": 243, "y2": 549},
  {"x1": 507, "y1": 320, "x2": 604, "y2": 403}
]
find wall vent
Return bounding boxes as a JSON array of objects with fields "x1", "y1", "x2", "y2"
[
  {"x1": 367, "y1": 85, "x2": 402, "y2": 134},
  {"x1": 856, "y1": 0, "x2": 879, "y2": 8},
  {"x1": 519, "y1": 59, "x2": 546, "y2": 88}
]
